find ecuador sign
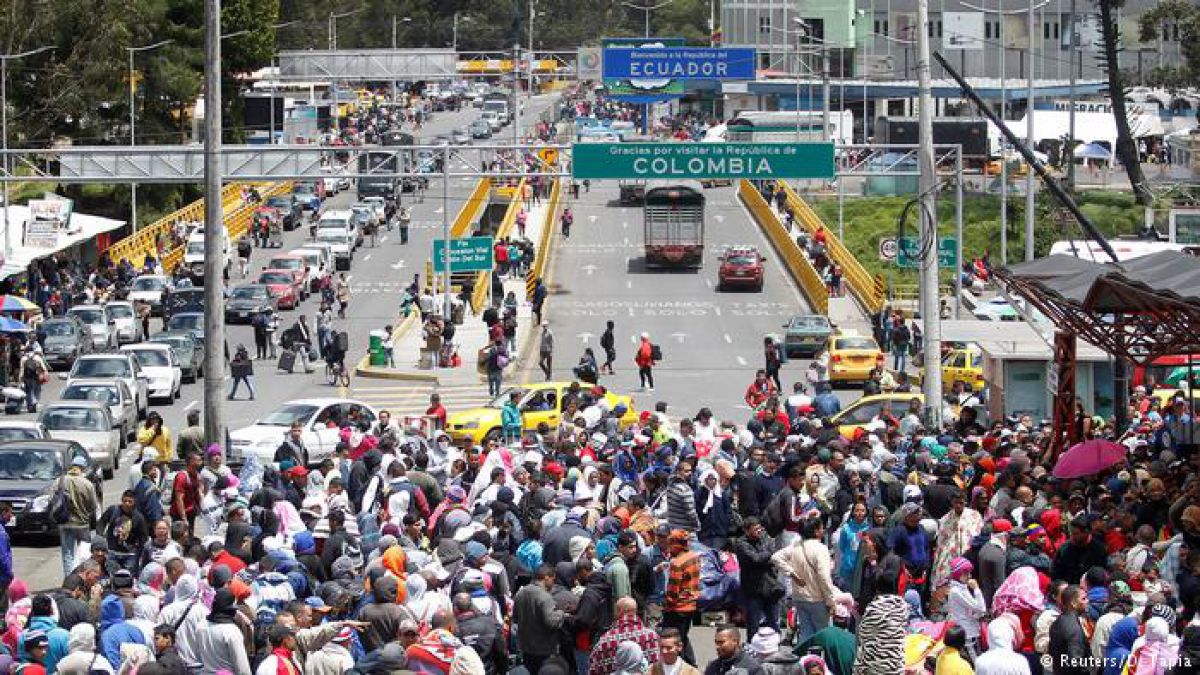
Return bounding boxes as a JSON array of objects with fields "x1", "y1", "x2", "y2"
[
  {"x1": 571, "y1": 142, "x2": 835, "y2": 180},
  {"x1": 602, "y1": 47, "x2": 757, "y2": 80},
  {"x1": 432, "y1": 236, "x2": 494, "y2": 273}
]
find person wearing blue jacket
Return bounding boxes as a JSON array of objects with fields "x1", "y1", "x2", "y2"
[
  {"x1": 99, "y1": 594, "x2": 150, "y2": 669},
  {"x1": 0, "y1": 501, "x2": 12, "y2": 599},
  {"x1": 18, "y1": 595, "x2": 69, "y2": 673},
  {"x1": 501, "y1": 391, "x2": 523, "y2": 444}
]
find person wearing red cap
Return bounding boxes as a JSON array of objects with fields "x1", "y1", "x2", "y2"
[{"x1": 979, "y1": 520, "x2": 1011, "y2": 606}]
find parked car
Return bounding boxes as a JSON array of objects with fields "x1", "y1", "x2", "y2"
[
  {"x1": 67, "y1": 305, "x2": 117, "y2": 351},
  {"x1": 226, "y1": 284, "x2": 278, "y2": 323},
  {"x1": 105, "y1": 301, "x2": 142, "y2": 345},
  {"x1": 38, "y1": 402, "x2": 120, "y2": 478},
  {"x1": 779, "y1": 314, "x2": 834, "y2": 358},
  {"x1": 37, "y1": 317, "x2": 92, "y2": 369},
  {"x1": 165, "y1": 312, "x2": 205, "y2": 342},
  {"x1": 128, "y1": 275, "x2": 172, "y2": 316},
  {"x1": 120, "y1": 344, "x2": 182, "y2": 403},
  {"x1": 229, "y1": 399, "x2": 379, "y2": 466},
  {"x1": 0, "y1": 439, "x2": 103, "y2": 535},
  {"x1": 65, "y1": 353, "x2": 149, "y2": 420},
  {"x1": 257, "y1": 271, "x2": 301, "y2": 310},
  {"x1": 0, "y1": 421, "x2": 48, "y2": 442},
  {"x1": 149, "y1": 332, "x2": 205, "y2": 384},
  {"x1": 59, "y1": 379, "x2": 137, "y2": 443}
]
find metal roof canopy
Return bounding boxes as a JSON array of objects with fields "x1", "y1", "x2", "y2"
[
  {"x1": 278, "y1": 50, "x2": 458, "y2": 81},
  {"x1": 995, "y1": 250, "x2": 1200, "y2": 365},
  {"x1": 938, "y1": 319, "x2": 1110, "y2": 360},
  {"x1": 0, "y1": 144, "x2": 572, "y2": 183}
]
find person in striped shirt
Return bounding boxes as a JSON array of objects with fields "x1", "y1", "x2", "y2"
[{"x1": 662, "y1": 530, "x2": 701, "y2": 666}]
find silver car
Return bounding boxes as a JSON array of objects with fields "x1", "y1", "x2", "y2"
[
  {"x1": 67, "y1": 305, "x2": 117, "y2": 351},
  {"x1": 59, "y1": 378, "x2": 137, "y2": 444},
  {"x1": 65, "y1": 353, "x2": 149, "y2": 420},
  {"x1": 105, "y1": 301, "x2": 143, "y2": 344},
  {"x1": 39, "y1": 402, "x2": 120, "y2": 478}
]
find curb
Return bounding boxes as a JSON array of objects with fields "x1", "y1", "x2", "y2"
[{"x1": 354, "y1": 310, "x2": 439, "y2": 381}]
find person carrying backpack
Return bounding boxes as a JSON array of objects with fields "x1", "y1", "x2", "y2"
[
  {"x1": 18, "y1": 345, "x2": 48, "y2": 413},
  {"x1": 635, "y1": 333, "x2": 657, "y2": 392}
]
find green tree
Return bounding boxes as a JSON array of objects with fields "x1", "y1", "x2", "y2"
[
  {"x1": 1137, "y1": 0, "x2": 1200, "y2": 87},
  {"x1": 1095, "y1": 0, "x2": 1153, "y2": 206}
]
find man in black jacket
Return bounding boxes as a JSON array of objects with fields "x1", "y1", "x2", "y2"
[
  {"x1": 704, "y1": 625, "x2": 765, "y2": 675},
  {"x1": 541, "y1": 509, "x2": 590, "y2": 567},
  {"x1": 573, "y1": 562, "x2": 614, "y2": 653},
  {"x1": 732, "y1": 517, "x2": 781, "y2": 632},
  {"x1": 1048, "y1": 585, "x2": 1090, "y2": 675},
  {"x1": 453, "y1": 592, "x2": 505, "y2": 675},
  {"x1": 1051, "y1": 515, "x2": 1108, "y2": 585}
]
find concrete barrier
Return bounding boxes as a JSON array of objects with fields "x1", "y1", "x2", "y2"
[
  {"x1": 775, "y1": 181, "x2": 887, "y2": 314},
  {"x1": 526, "y1": 178, "x2": 562, "y2": 299},
  {"x1": 738, "y1": 180, "x2": 829, "y2": 315}
]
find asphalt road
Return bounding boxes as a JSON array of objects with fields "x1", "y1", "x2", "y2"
[
  {"x1": 540, "y1": 183, "x2": 819, "y2": 422},
  {"x1": 12, "y1": 95, "x2": 561, "y2": 590}
]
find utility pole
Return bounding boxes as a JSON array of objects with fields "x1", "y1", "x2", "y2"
[
  {"x1": 203, "y1": 0, "x2": 225, "y2": 446},
  {"x1": 513, "y1": 43, "x2": 521, "y2": 147},
  {"x1": 1065, "y1": 0, "x2": 1077, "y2": 192},
  {"x1": 1025, "y1": 0, "x2": 1036, "y2": 261},
  {"x1": 528, "y1": 1, "x2": 535, "y2": 102},
  {"x1": 127, "y1": 40, "x2": 173, "y2": 235},
  {"x1": 1, "y1": 46, "x2": 54, "y2": 261},
  {"x1": 1000, "y1": 5, "x2": 1008, "y2": 263},
  {"x1": 916, "y1": 0, "x2": 943, "y2": 427}
]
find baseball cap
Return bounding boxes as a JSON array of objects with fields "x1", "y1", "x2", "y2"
[{"x1": 304, "y1": 596, "x2": 332, "y2": 613}]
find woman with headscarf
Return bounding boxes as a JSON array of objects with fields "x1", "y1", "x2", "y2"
[
  {"x1": 157, "y1": 574, "x2": 208, "y2": 671},
  {"x1": 1040, "y1": 510, "x2": 1066, "y2": 557},
  {"x1": 695, "y1": 467, "x2": 734, "y2": 550},
  {"x1": 128, "y1": 595, "x2": 160, "y2": 645},
  {"x1": 836, "y1": 502, "x2": 872, "y2": 587},
  {"x1": 406, "y1": 574, "x2": 451, "y2": 628},
  {"x1": 2, "y1": 580, "x2": 30, "y2": 656},
  {"x1": 612, "y1": 641, "x2": 647, "y2": 675},
  {"x1": 943, "y1": 557, "x2": 987, "y2": 653},
  {"x1": 931, "y1": 490, "x2": 984, "y2": 590},
  {"x1": 1103, "y1": 617, "x2": 1140, "y2": 675},
  {"x1": 854, "y1": 529, "x2": 906, "y2": 608},
  {"x1": 54, "y1": 623, "x2": 114, "y2": 675},
  {"x1": 1129, "y1": 617, "x2": 1181, "y2": 675},
  {"x1": 974, "y1": 620, "x2": 1030, "y2": 675},
  {"x1": 223, "y1": 521, "x2": 254, "y2": 567},
  {"x1": 853, "y1": 568, "x2": 909, "y2": 675},
  {"x1": 991, "y1": 567, "x2": 1045, "y2": 657}
]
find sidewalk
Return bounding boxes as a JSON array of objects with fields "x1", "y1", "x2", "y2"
[{"x1": 356, "y1": 195, "x2": 553, "y2": 389}]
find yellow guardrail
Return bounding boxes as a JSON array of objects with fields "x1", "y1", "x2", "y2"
[
  {"x1": 739, "y1": 180, "x2": 828, "y2": 315},
  {"x1": 526, "y1": 178, "x2": 561, "y2": 299},
  {"x1": 471, "y1": 178, "x2": 527, "y2": 314},
  {"x1": 450, "y1": 179, "x2": 493, "y2": 239},
  {"x1": 107, "y1": 183, "x2": 246, "y2": 266},
  {"x1": 161, "y1": 182, "x2": 293, "y2": 273},
  {"x1": 775, "y1": 181, "x2": 887, "y2": 314}
]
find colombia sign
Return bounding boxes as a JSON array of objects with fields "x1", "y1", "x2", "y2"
[{"x1": 571, "y1": 142, "x2": 835, "y2": 180}]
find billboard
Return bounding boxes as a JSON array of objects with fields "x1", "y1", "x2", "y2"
[
  {"x1": 602, "y1": 37, "x2": 686, "y2": 103},
  {"x1": 602, "y1": 47, "x2": 757, "y2": 80},
  {"x1": 578, "y1": 47, "x2": 602, "y2": 80},
  {"x1": 943, "y1": 12, "x2": 985, "y2": 50},
  {"x1": 572, "y1": 142, "x2": 836, "y2": 180}
]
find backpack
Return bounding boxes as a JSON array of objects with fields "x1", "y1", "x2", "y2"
[
  {"x1": 21, "y1": 357, "x2": 41, "y2": 381},
  {"x1": 761, "y1": 489, "x2": 788, "y2": 537},
  {"x1": 650, "y1": 344, "x2": 663, "y2": 361},
  {"x1": 49, "y1": 476, "x2": 71, "y2": 525}
]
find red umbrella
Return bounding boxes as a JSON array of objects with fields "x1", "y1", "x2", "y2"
[{"x1": 1052, "y1": 438, "x2": 1127, "y2": 479}]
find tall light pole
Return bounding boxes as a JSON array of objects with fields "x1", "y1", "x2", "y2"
[
  {"x1": 620, "y1": 0, "x2": 678, "y2": 38},
  {"x1": 528, "y1": 4, "x2": 544, "y2": 103},
  {"x1": 453, "y1": 13, "x2": 471, "y2": 52},
  {"x1": 328, "y1": 9, "x2": 364, "y2": 50},
  {"x1": 916, "y1": 0, "x2": 943, "y2": 428},
  {"x1": 1, "y1": 45, "x2": 54, "y2": 260},
  {"x1": 392, "y1": 15, "x2": 411, "y2": 49},
  {"x1": 126, "y1": 39, "x2": 173, "y2": 234},
  {"x1": 202, "y1": 0, "x2": 224, "y2": 447},
  {"x1": 269, "y1": 20, "x2": 302, "y2": 145},
  {"x1": 1025, "y1": 0, "x2": 1036, "y2": 261}
]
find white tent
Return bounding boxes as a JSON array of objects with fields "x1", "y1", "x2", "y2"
[{"x1": 1009, "y1": 110, "x2": 1165, "y2": 151}]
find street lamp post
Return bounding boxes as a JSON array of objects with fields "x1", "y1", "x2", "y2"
[
  {"x1": 269, "y1": 21, "x2": 301, "y2": 145},
  {"x1": 328, "y1": 9, "x2": 364, "y2": 50},
  {"x1": 126, "y1": 40, "x2": 172, "y2": 234},
  {"x1": 1, "y1": 46, "x2": 54, "y2": 260},
  {"x1": 453, "y1": 13, "x2": 471, "y2": 52},
  {"x1": 620, "y1": 0, "x2": 678, "y2": 38}
]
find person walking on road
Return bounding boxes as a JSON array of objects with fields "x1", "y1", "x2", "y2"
[
  {"x1": 252, "y1": 311, "x2": 269, "y2": 360},
  {"x1": 398, "y1": 206, "x2": 411, "y2": 245},
  {"x1": 635, "y1": 333, "x2": 656, "y2": 392},
  {"x1": 600, "y1": 320, "x2": 616, "y2": 375},
  {"x1": 289, "y1": 316, "x2": 316, "y2": 373},
  {"x1": 531, "y1": 278, "x2": 547, "y2": 326},
  {"x1": 336, "y1": 274, "x2": 351, "y2": 319},
  {"x1": 57, "y1": 455, "x2": 99, "y2": 578},
  {"x1": 484, "y1": 338, "x2": 508, "y2": 398},
  {"x1": 228, "y1": 345, "x2": 255, "y2": 401},
  {"x1": 539, "y1": 322, "x2": 554, "y2": 380},
  {"x1": 560, "y1": 208, "x2": 573, "y2": 238},
  {"x1": 764, "y1": 337, "x2": 783, "y2": 392},
  {"x1": 18, "y1": 344, "x2": 48, "y2": 413}
]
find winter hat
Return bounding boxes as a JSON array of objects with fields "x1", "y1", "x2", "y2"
[
  {"x1": 568, "y1": 536, "x2": 591, "y2": 562},
  {"x1": 293, "y1": 531, "x2": 316, "y2": 555},
  {"x1": 749, "y1": 628, "x2": 781, "y2": 658}
]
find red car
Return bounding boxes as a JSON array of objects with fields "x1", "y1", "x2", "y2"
[
  {"x1": 717, "y1": 246, "x2": 765, "y2": 291},
  {"x1": 257, "y1": 269, "x2": 302, "y2": 309},
  {"x1": 265, "y1": 254, "x2": 309, "y2": 299}
]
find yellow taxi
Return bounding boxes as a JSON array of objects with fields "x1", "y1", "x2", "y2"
[
  {"x1": 446, "y1": 382, "x2": 638, "y2": 445},
  {"x1": 1151, "y1": 387, "x2": 1199, "y2": 410},
  {"x1": 826, "y1": 330, "x2": 884, "y2": 384},
  {"x1": 942, "y1": 345, "x2": 985, "y2": 394},
  {"x1": 831, "y1": 393, "x2": 924, "y2": 440}
]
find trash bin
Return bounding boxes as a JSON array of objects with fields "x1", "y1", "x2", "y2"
[{"x1": 368, "y1": 329, "x2": 387, "y2": 367}]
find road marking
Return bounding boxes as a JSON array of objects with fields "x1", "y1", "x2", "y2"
[
  {"x1": 626, "y1": 281, "x2": 632, "y2": 289},
  {"x1": 380, "y1": 236, "x2": 388, "y2": 243},
  {"x1": 670, "y1": 332, "x2": 687, "y2": 343},
  {"x1": 346, "y1": 275, "x2": 353, "y2": 282},
  {"x1": 621, "y1": 221, "x2": 628, "y2": 229},
  {"x1": 184, "y1": 400, "x2": 199, "y2": 411},
  {"x1": 363, "y1": 254, "x2": 372, "y2": 261},
  {"x1": 390, "y1": 260, "x2": 406, "y2": 270},
  {"x1": 714, "y1": 307, "x2": 721, "y2": 316},
  {"x1": 582, "y1": 264, "x2": 597, "y2": 276},
  {"x1": 576, "y1": 332, "x2": 593, "y2": 344},
  {"x1": 627, "y1": 306, "x2": 634, "y2": 317},
  {"x1": 629, "y1": 335, "x2": 638, "y2": 345},
  {"x1": 736, "y1": 356, "x2": 747, "y2": 366},
  {"x1": 724, "y1": 334, "x2": 733, "y2": 344},
  {"x1": 704, "y1": 278, "x2": 712, "y2": 288}
]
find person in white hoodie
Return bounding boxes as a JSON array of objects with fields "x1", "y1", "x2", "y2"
[
  {"x1": 943, "y1": 557, "x2": 988, "y2": 655},
  {"x1": 976, "y1": 618, "x2": 1033, "y2": 675},
  {"x1": 55, "y1": 623, "x2": 114, "y2": 675},
  {"x1": 303, "y1": 626, "x2": 356, "y2": 675}
]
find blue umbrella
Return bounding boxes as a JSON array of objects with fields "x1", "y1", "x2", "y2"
[
  {"x1": 0, "y1": 317, "x2": 30, "y2": 332},
  {"x1": 1074, "y1": 142, "x2": 1113, "y2": 160}
]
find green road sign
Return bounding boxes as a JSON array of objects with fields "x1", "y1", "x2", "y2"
[
  {"x1": 571, "y1": 142, "x2": 835, "y2": 180},
  {"x1": 433, "y1": 236, "x2": 494, "y2": 273},
  {"x1": 897, "y1": 236, "x2": 957, "y2": 268}
]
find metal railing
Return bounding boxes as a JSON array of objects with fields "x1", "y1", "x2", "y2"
[
  {"x1": 450, "y1": 178, "x2": 493, "y2": 239},
  {"x1": 738, "y1": 180, "x2": 828, "y2": 315},
  {"x1": 471, "y1": 178, "x2": 526, "y2": 314},
  {"x1": 160, "y1": 182, "x2": 293, "y2": 273},
  {"x1": 775, "y1": 181, "x2": 887, "y2": 314},
  {"x1": 106, "y1": 183, "x2": 245, "y2": 266},
  {"x1": 526, "y1": 178, "x2": 561, "y2": 299}
]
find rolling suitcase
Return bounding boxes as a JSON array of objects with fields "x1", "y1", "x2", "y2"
[{"x1": 278, "y1": 349, "x2": 296, "y2": 373}]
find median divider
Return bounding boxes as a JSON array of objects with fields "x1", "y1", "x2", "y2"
[
  {"x1": 774, "y1": 181, "x2": 887, "y2": 314},
  {"x1": 353, "y1": 308, "x2": 436, "y2": 381},
  {"x1": 470, "y1": 178, "x2": 526, "y2": 314},
  {"x1": 738, "y1": 180, "x2": 828, "y2": 315},
  {"x1": 526, "y1": 177, "x2": 561, "y2": 298}
]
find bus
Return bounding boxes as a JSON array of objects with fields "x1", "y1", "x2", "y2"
[
  {"x1": 726, "y1": 110, "x2": 854, "y2": 145},
  {"x1": 643, "y1": 181, "x2": 706, "y2": 268},
  {"x1": 1048, "y1": 239, "x2": 1200, "y2": 262},
  {"x1": 381, "y1": 131, "x2": 418, "y2": 192}
]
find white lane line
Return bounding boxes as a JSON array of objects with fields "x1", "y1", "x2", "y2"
[
  {"x1": 736, "y1": 356, "x2": 748, "y2": 366},
  {"x1": 724, "y1": 334, "x2": 733, "y2": 344},
  {"x1": 626, "y1": 281, "x2": 632, "y2": 289},
  {"x1": 380, "y1": 236, "x2": 388, "y2": 243},
  {"x1": 363, "y1": 254, "x2": 372, "y2": 261},
  {"x1": 704, "y1": 278, "x2": 712, "y2": 288},
  {"x1": 714, "y1": 307, "x2": 722, "y2": 316},
  {"x1": 184, "y1": 400, "x2": 199, "y2": 411},
  {"x1": 627, "y1": 306, "x2": 634, "y2": 317}
]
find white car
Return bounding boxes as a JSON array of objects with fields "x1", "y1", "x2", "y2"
[
  {"x1": 0, "y1": 420, "x2": 48, "y2": 441},
  {"x1": 120, "y1": 344, "x2": 182, "y2": 403},
  {"x1": 360, "y1": 196, "x2": 388, "y2": 224},
  {"x1": 973, "y1": 296, "x2": 1024, "y2": 322},
  {"x1": 65, "y1": 353, "x2": 149, "y2": 420},
  {"x1": 59, "y1": 378, "x2": 137, "y2": 442},
  {"x1": 105, "y1": 301, "x2": 142, "y2": 345},
  {"x1": 39, "y1": 402, "x2": 121, "y2": 478},
  {"x1": 229, "y1": 398, "x2": 379, "y2": 466},
  {"x1": 128, "y1": 275, "x2": 172, "y2": 316},
  {"x1": 67, "y1": 305, "x2": 117, "y2": 351},
  {"x1": 315, "y1": 229, "x2": 354, "y2": 271}
]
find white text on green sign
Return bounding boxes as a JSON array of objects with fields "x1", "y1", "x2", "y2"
[
  {"x1": 571, "y1": 142, "x2": 835, "y2": 180},
  {"x1": 432, "y1": 236, "x2": 494, "y2": 273}
]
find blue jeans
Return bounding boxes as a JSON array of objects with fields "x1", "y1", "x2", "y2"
[
  {"x1": 60, "y1": 525, "x2": 89, "y2": 578},
  {"x1": 793, "y1": 599, "x2": 830, "y2": 644},
  {"x1": 893, "y1": 346, "x2": 907, "y2": 372},
  {"x1": 744, "y1": 595, "x2": 780, "y2": 633},
  {"x1": 487, "y1": 369, "x2": 503, "y2": 397},
  {"x1": 23, "y1": 379, "x2": 40, "y2": 412},
  {"x1": 230, "y1": 376, "x2": 256, "y2": 399}
]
